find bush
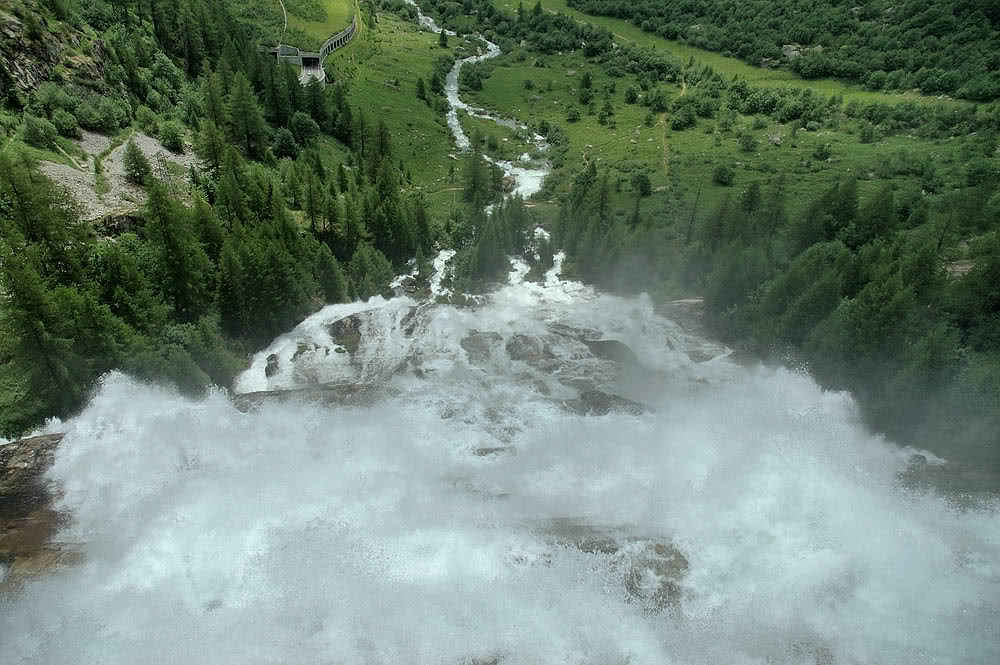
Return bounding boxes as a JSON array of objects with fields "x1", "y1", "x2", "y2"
[
  {"x1": 159, "y1": 120, "x2": 185, "y2": 153},
  {"x1": 290, "y1": 111, "x2": 321, "y2": 145},
  {"x1": 523, "y1": 79, "x2": 534, "y2": 90},
  {"x1": 713, "y1": 164, "x2": 734, "y2": 186},
  {"x1": 123, "y1": 137, "x2": 152, "y2": 185},
  {"x1": 76, "y1": 96, "x2": 128, "y2": 134},
  {"x1": 23, "y1": 114, "x2": 57, "y2": 148},
  {"x1": 739, "y1": 132, "x2": 758, "y2": 153},
  {"x1": 813, "y1": 142, "x2": 832, "y2": 160},
  {"x1": 50, "y1": 108, "x2": 80, "y2": 138},
  {"x1": 566, "y1": 108, "x2": 580, "y2": 122},
  {"x1": 859, "y1": 122, "x2": 876, "y2": 144},
  {"x1": 272, "y1": 127, "x2": 300, "y2": 159},
  {"x1": 631, "y1": 172, "x2": 652, "y2": 196}
]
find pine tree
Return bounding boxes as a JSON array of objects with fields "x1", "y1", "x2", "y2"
[
  {"x1": 304, "y1": 171, "x2": 325, "y2": 232},
  {"x1": 145, "y1": 182, "x2": 214, "y2": 322},
  {"x1": 201, "y1": 72, "x2": 228, "y2": 127},
  {"x1": 439, "y1": 29, "x2": 448, "y2": 48},
  {"x1": 123, "y1": 137, "x2": 152, "y2": 185},
  {"x1": 314, "y1": 243, "x2": 349, "y2": 303},
  {"x1": 227, "y1": 71, "x2": 267, "y2": 159},
  {"x1": 416, "y1": 76, "x2": 426, "y2": 101},
  {"x1": 216, "y1": 147, "x2": 249, "y2": 227},
  {"x1": 195, "y1": 118, "x2": 226, "y2": 179}
]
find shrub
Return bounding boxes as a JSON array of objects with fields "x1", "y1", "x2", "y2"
[
  {"x1": 159, "y1": 120, "x2": 185, "y2": 153},
  {"x1": 272, "y1": 127, "x2": 299, "y2": 159},
  {"x1": 123, "y1": 137, "x2": 152, "y2": 185},
  {"x1": 523, "y1": 79, "x2": 534, "y2": 90},
  {"x1": 290, "y1": 111, "x2": 321, "y2": 145},
  {"x1": 566, "y1": 108, "x2": 580, "y2": 122},
  {"x1": 76, "y1": 96, "x2": 128, "y2": 133},
  {"x1": 631, "y1": 172, "x2": 652, "y2": 196},
  {"x1": 624, "y1": 86, "x2": 639, "y2": 104},
  {"x1": 713, "y1": 164, "x2": 734, "y2": 186},
  {"x1": 813, "y1": 142, "x2": 832, "y2": 160},
  {"x1": 50, "y1": 108, "x2": 80, "y2": 138},
  {"x1": 739, "y1": 132, "x2": 758, "y2": 152},
  {"x1": 859, "y1": 122, "x2": 876, "y2": 144},
  {"x1": 23, "y1": 114, "x2": 57, "y2": 148}
]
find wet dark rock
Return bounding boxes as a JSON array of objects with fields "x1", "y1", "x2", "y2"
[
  {"x1": 232, "y1": 383, "x2": 397, "y2": 412},
  {"x1": 505, "y1": 334, "x2": 552, "y2": 363},
  {"x1": 1, "y1": 433, "x2": 81, "y2": 590},
  {"x1": 623, "y1": 542, "x2": 689, "y2": 608},
  {"x1": 460, "y1": 331, "x2": 503, "y2": 365},
  {"x1": 327, "y1": 312, "x2": 366, "y2": 354},
  {"x1": 562, "y1": 390, "x2": 652, "y2": 416},
  {"x1": 265, "y1": 353, "x2": 280, "y2": 377},
  {"x1": 533, "y1": 519, "x2": 688, "y2": 607},
  {"x1": 581, "y1": 339, "x2": 639, "y2": 366},
  {"x1": 473, "y1": 447, "x2": 515, "y2": 457}
]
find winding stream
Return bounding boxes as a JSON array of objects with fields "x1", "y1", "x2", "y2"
[{"x1": 407, "y1": 0, "x2": 551, "y2": 199}]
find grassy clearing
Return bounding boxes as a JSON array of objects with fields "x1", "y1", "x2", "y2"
[
  {"x1": 465, "y1": 49, "x2": 975, "y2": 229},
  {"x1": 285, "y1": 0, "x2": 355, "y2": 50},
  {"x1": 327, "y1": 13, "x2": 466, "y2": 220},
  {"x1": 505, "y1": 0, "x2": 960, "y2": 107}
]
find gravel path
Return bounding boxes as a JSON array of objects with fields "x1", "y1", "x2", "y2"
[{"x1": 39, "y1": 131, "x2": 197, "y2": 221}]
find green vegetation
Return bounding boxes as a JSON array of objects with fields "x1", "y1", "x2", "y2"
[
  {"x1": 565, "y1": 0, "x2": 1000, "y2": 101},
  {"x1": 285, "y1": 0, "x2": 356, "y2": 51},
  {"x1": 407, "y1": 0, "x2": 1000, "y2": 467},
  {"x1": 0, "y1": 0, "x2": 444, "y2": 436}
]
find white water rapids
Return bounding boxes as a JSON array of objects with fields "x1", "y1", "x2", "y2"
[
  {"x1": 2, "y1": 258, "x2": 999, "y2": 664},
  {"x1": 2, "y1": 7, "x2": 999, "y2": 665}
]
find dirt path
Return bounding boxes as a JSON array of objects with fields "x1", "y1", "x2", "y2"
[
  {"x1": 659, "y1": 79, "x2": 687, "y2": 175},
  {"x1": 277, "y1": 0, "x2": 288, "y2": 44}
]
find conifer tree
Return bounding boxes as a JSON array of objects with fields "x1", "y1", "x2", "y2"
[
  {"x1": 416, "y1": 76, "x2": 426, "y2": 101},
  {"x1": 201, "y1": 72, "x2": 228, "y2": 127},
  {"x1": 145, "y1": 182, "x2": 214, "y2": 322},
  {"x1": 124, "y1": 137, "x2": 152, "y2": 185},
  {"x1": 314, "y1": 243, "x2": 349, "y2": 303},
  {"x1": 196, "y1": 118, "x2": 227, "y2": 179},
  {"x1": 439, "y1": 29, "x2": 448, "y2": 47},
  {"x1": 227, "y1": 71, "x2": 267, "y2": 159}
]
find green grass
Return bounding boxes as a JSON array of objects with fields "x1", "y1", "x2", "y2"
[
  {"x1": 508, "y1": 0, "x2": 964, "y2": 107},
  {"x1": 464, "y1": 49, "x2": 975, "y2": 229},
  {"x1": 326, "y1": 13, "x2": 469, "y2": 221},
  {"x1": 285, "y1": 0, "x2": 355, "y2": 51}
]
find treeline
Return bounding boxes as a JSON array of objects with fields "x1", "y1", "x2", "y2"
[
  {"x1": 566, "y1": 0, "x2": 1000, "y2": 101},
  {"x1": 557, "y1": 164, "x2": 1000, "y2": 468},
  {"x1": 1, "y1": 3, "x2": 435, "y2": 435}
]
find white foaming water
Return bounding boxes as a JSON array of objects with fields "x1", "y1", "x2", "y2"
[
  {"x1": 2, "y1": 263, "x2": 999, "y2": 665},
  {"x1": 405, "y1": 0, "x2": 550, "y2": 199}
]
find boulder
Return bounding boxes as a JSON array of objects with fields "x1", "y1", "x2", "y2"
[
  {"x1": 327, "y1": 312, "x2": 366, "y2": 354},
  {"x1": 265, "y1": 353, "x2": 280, "y2": 377},
  {"x1": 460, "y1": 331, "x2": 503, "y2": 365},
  {"x1": 1, "y1": 433, "x2": 79, "y2": 590},
  {"x1": 533, "y1": 519, "x2": 688, "y2": 607},
  {"x1": 562, "y1": 390, "x2": 652, "y2": 416},
  {"x1": 622, "y1": 542, "x2": 689, "y2": 608},
  {"x1": 232, "y1": 383, "x2": 397, "y2": 412},
  {"x1": 505, "y1": 334, "x2": 551, "y2": 363},
  {"x1": 581, "y1": 339, "x2": 639, "y2": 366}
]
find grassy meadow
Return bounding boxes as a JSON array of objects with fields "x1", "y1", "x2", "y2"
[
  {"x1": 326, "y1": 12, "x2": 482, "y2": 219},
  {"x1": 285, "y1": 0, "x2": 356, "y2": 50},
  {"x1": 501, "y1": 0, "x2": 956, "y2": 106}
]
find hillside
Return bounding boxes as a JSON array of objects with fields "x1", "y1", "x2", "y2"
[
  {"x1": 1, "y1": 0, "x2": 998, "y2": 465},
  {"x1": 564, "y1": 0, "x2": 1000, "y2": 101}
]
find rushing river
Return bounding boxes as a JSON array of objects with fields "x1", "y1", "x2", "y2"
[
  {"x1": 2, "y1": 7, "x2": 1000, "y2": 665},
  {"x1": 2, "y1": 258, "x2": 999, "y2": 664}
]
